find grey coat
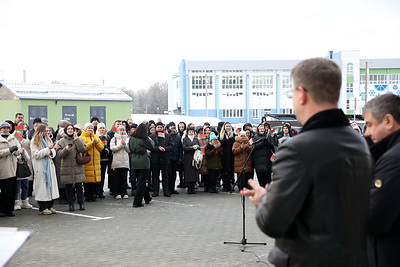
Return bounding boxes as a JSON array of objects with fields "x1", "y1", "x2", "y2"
[{"x1": 57, "y1": 135, "x2": 87, "y2": 184}]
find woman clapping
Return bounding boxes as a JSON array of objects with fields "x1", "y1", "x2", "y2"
[{"x1": 57, "y1": 124, "x2": 87, "y2": 211}]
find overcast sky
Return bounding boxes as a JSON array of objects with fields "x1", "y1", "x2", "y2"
[{"x1": 1, "y1": 0, "x2": 399, "y2": 91}]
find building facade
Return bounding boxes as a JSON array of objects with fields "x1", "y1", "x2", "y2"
[
  {"x1": 168, "y1": 51, "x2": 400, "y2": 124},
  {"x1": 0, "y1": 82, "x2": 132, "y2": 128}
]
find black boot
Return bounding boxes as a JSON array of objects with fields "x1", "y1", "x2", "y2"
[
  {"x1": 79, "y1": 203, "x2": 85, "y2": 210},
  {"x1": 69, "y1": 204, "x2": 75, "y2": 211}
]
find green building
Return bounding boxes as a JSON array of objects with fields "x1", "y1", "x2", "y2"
[{"x1": 0, "y1": 82, "x2": 132, "y2": 129}]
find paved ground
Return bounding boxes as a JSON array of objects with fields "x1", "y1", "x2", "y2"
[{"x1": 2, "y1": 186, "x2": 275, "y2": 267}]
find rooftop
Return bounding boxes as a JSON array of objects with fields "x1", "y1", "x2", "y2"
[{"x1": 0, "y1": 82, "x2": 132, "y2": 101}]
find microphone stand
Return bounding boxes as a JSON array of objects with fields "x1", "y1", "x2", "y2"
[{"x1": 224, "y1": 142, "x2": 266, "y2": 251}]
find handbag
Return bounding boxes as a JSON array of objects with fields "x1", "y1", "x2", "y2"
[
  {"x1": 75, "y1": 152, "x2": 91, "y2": 165},
  {"x1": 16, "y1": 159, "x2": 32, "y2": 178}
]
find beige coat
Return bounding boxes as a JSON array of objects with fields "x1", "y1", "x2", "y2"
[
  {"x1": 0, "y1": 134, "x2": 21, "y2": 179},
  {"x1": 31, "y1": 142, "x2": 59, "y2": 201},
  {"x1": 110, "y1": 133, "x2": 130, "y2": 170}
]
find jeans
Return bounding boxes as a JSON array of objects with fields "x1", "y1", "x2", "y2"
[{"x1": 15, "y1": 179, "x2": 29, "y2": 200}]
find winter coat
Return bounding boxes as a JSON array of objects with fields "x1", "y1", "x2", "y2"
[
  {"x1": 149, "y1": 132, "x2": 173, "y2": 164},
  {"x1": 128, "y1": 137, "x2": 155, "y2": 170},
  {"x1": 30, "y1": 141, "x2": 60, "y2": 201},
  {"x1": 0, "y1": 134, "x2": 21, "y2": 179},
  {"x1": 198, "y1": 137, "x2": 209, "y2": 175},
  {"x1": 182, "y1": 136, "x2": 200, "y2": 182},
  {"x1": 232, "y1": 136, "x2": 253, "y2": 173},
  {"x1": 220, "y1": 133, "x2": 235, "y2": 172},
  {"x1": 98, "y1": 134, "x2": 109, "y2": 162},
  {"x1": 206, "y1": 144, "x2": 222, "y2": 170},
  {"x1": 80, "y1": 130, "x2": 104, "y2": 183},
  {"x1": 110, "y1": 133, "x2": 130, "y2": 170},
  {"x1": 251, "y1": 133, "x2": 275, "y2": 172},
  {"x1": 169, "y1": 132, "x2": 182, "y2": 161},
  {"x1": 56, "y1": 135, "x2": 87, "y2": 184},
  {"x1": 256, "y1": 109, "x2": 371, "y2": 267},
  {"x1": 367, "y1": 129, "x2": 400, "y2": 267}
]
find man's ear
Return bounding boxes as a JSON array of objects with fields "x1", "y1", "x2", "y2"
[
  {"x1": 384, "y1": 114, "x2": 397, "y2": 130},
  {"x1": 298, "y1": 86, "x2": 308, "y2": 105}
]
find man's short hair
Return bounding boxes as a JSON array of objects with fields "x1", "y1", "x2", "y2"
[
  {"x1": 15, "y1": 113, "x2": 24, "y2": 118},
  {"x1": 363, "y1": 94, "x2": 400, "y2": 123},
  {"x1": 291, "y1": 57, "x2": 342, "y2": 104}
]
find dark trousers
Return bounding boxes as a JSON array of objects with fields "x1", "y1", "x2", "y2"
[
  {"x1": 129, "y1": 159, "x2": 137, "y2": 190},
  {"x1": 177, "y1": 161, "x2": 184, "y2": 185},
  {"x1": 221, "y1": 170, "x2": 234, "y2": 190},
  {"x1": 152, "y1": 163, "x2": 169, "y2": 193},
  {"x1": 84, "y1": 183, "x2": 97, "y2": 200},
  {"x1": 208, "y1": 170, "x2": 220, "y2": 190},
  {"x1": 107, "y1": 159, "x2": 115, "y2": 193},
  {"x1": 15, "y1": 179, "x2": 29, "y2": 200},
  {"x1": 168, "y1": 159, "x2": 178, "y2": 192},
  {"x1": 98, "y1": 161, "x2": 108, "y2": 194},
  {"x1": 114, "y1": 168, "x2": 128, "y2": 196},
  {"x1": 0, "y1": 177, "x2": 16, "y2": 213},
  {"x1": 65, "y1": 183, "x2": 84, "y2": 205},
  {"x1": 236, "y1": 172, "x2": 253, "y2": 190},
  {"x1": 133, "y1": 170, "x2": 151, "y2": 206},
  {"x1": 37, "y1": 200, "x2": 54, "y2": 212},
  {"x1": 256, "y1": 171, "x2": 272, "y2": 188}
]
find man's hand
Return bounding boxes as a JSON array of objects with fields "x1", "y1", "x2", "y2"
[
  {"x1": 240, "y1": 179, "x2": 268, "y2": 206},
  {"x1": 159, "y1": 146, "x2": 165, "y2": 151}
]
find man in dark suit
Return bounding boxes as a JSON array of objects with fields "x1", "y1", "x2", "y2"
[
  {"x1": 241, "y1": 58, "x2": 372, "y2": 266},
  {"x1": 150, "y1": 122, "x2": 173, "y2": 197},
  {"x1": 364, "y1": 94, "x2": 400, "y2": 267}
]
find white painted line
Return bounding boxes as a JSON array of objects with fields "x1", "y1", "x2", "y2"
[
  {"x1": 154, "y1": 200, "x2": 194, "y2": 207},
  {"x1": 32, "y1": 208, "x2": 113, "y2": 221}
]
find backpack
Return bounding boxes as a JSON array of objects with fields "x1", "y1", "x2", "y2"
[{"x1": 192, "y1": 149, "x2": 203, "y2": 169}]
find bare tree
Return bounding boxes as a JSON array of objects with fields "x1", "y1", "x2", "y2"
[{"x1": 122, "y1": 82, "x2": 168, "y2": 114}]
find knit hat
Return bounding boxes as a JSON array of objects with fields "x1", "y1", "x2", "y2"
[
  {"x1": 83, "y1": 123, "x2": 93, "y2": 130},
  {"x1": 156, "y1": 122, "x2": 164, "y2": 127},
  {"x1": 97, "y1": 122, "x2": 106, "y2": 129},
  {"x1": 0, "y1": 121, "x2": 11, "y2": 129}
]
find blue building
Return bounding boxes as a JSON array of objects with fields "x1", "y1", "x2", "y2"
[{"x1": 168, "y1": 51, "x2": 400, "y2": 124}]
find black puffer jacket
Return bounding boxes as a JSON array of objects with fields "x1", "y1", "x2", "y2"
[{"x1": 256, "y1": 109, "x2": 372, "y2": 267}]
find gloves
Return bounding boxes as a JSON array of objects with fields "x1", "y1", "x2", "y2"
[
  {"x1": 9, "y1": 146, "x2": 18, "y2": 153},
  {"x1": 192, "y1": 145, "x2": 199, "y2": 150}
]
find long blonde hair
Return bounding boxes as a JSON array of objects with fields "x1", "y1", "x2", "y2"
[{"x1": 32, "y1": 124, "x2": 52, "y2": 148}]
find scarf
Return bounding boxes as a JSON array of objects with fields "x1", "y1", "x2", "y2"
[{"x1": 41, "y1": 137, "x2": 52, "y2": 188}]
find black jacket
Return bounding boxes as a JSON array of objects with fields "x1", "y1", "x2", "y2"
[
  {"x1": 256, "y1": 109, "x2": 372, "y2": 267},
  {"x1": 251, "y1": 133, "x2": 275, "y2": 172},
  {"x1": 367, "y1": 129, "x2": 400, "y2": 267},
  {"x1": 149, "y1": 132, "x2": 173, "y2": 164}
]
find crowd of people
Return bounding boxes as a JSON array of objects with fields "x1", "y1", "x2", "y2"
[{"x1": 0, "y1": 112, "x2": 295, "y2": 215}]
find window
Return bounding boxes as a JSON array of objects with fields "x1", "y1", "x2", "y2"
[
  {"x1": 281, "y1": 108, "x2": 293, "y2": 114},
  {"x1": 191, "y1": 75, "x2": 213, "y2": 90},
  {"x1": 389, "y1": 74, "x2": 400, "y2": 84},
  {"x1": 360, "y1": 74, "x2": 387, "y2": 85},
  {"x1": 252, "y1": 109, "x2": 260, "y2": 119},
  {"x1": 223, "y1": 109, "x2": 243, "y2": 118},
  {"x1": 62, "y1": 106, "x2": 77, "y2": 125},
  {"x1": 346, "y1": 100, "x2": 350, "y2": 110},
  {"x1": 346, "y1": 83, "x2": 353, "y2": 93},
  {"x1": 222, "y1": 75, "x2": 243, "y2": 89},
  {"x1": 347, "y1": 63, "x2": 353, "y2": 77},
  {"x1": 252, "y1": 75, "x2": 273, "y2": 89},
  {"x1": 282, "y1": 75, "x2": 292, "y2": 89},
  {"x1": 90, "y1": 106, "x2": 106, "y2": 125}
]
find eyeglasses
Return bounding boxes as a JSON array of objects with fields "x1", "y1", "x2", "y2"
[{"x1": 286, "y1": 86, "x2": 308, "y2": 99}]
